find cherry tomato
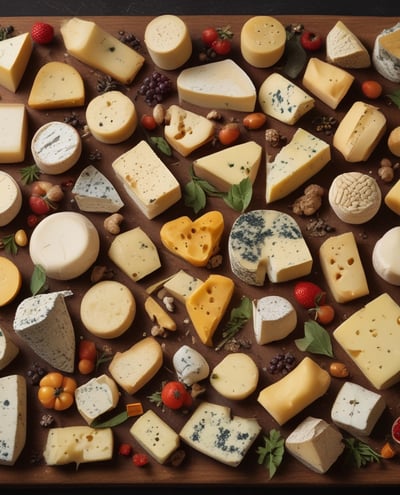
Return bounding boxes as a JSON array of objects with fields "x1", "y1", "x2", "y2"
[
  {"x1": 243, "y1": 112, "x2": 267, "y2": 130},
  {"x1": 361, "y1": 80, "x2": 383, "y2": 99},
  {"x1": 311, "y1": 304, "x2": 335, "y2": 325},
  {"x1": 161, "y1": 381, "x2": 192, "y2": 410},
  {"x1": 79, "y1": 339, "x2": 97, "y2": 361},
  {"x1": 212, "y1": 38, "x2": 232, "y2": 56},
  {"x1": 140, "y1": 114, "x2": 157, "y2": 130},
  {"x1": 78, "y1": 358, "x2": 96, "y2": 375},
  {"x1": 28, "y1": 196, "x2": 52, "y2": 215},
  {"x1": 27, "y1": 214, "x2": 40, "y2": 228},
  {"x1": 300, "y1": 30, "x2": 323, "y2": 51},
  {"x1": 218, "y1": 122, "x2": 240, "y2": 145},
  {"x1": 201, "y1": 27, "x2": 219, "y2": 47}
]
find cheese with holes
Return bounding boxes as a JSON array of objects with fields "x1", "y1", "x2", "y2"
[
  {"x1": 177, "y1": 59, "x2": 257, "y2": 111},
  {"x1": 0, "y1": 375, "x2": 26, "y2": 466},
  {"x1": 28, "y1": 61, "x2": 85, "y2": 109},
  {"x1": 252, "y1": 295, "x2": 297, "y2": 344},
  {"x1": 302, "y1": 57, "x2": 354, "y2": 109},
  {"x1": 333, "y1": 101, "x2": 387, "y2": 162},
  {"x1": 333, "y1": 293, "x2": 400, "y2": 390},
  {"x1": 229, "y1": 209, "x2": 312, "y2": 286},
  {"x1": 163, "y1": 270, "x2": 203, "y2": 303},
  {"x1": 193, "y1": 141, "x2": 262, "y2": 192},
  {"x1": 180, "y1": 401, "x2": 261, "y2": 467},
  {"x1": 0, "y1": 327, "x2": 19, "y2": 370},
  {"x1": 373, "y1": 22, "x2": 400, "y2": 82},
  {"x1": 326, "y1": 20, "x2": 371, "y2": 68},
  {"x1": 29, "y1": 211, "x2": 100, "y2": 280},
  {"x1": 0, "y1": 256, "x2": 22, "y2": 307},
  {"x1": 72, "y1": 165, "x2": 124, "y2": 213},
  {"x1": 172, "y1": 345, "x2": 210, "y2": 386},
  {"x1": 373, "y1": 227, "x2": 400, "y2": 285},
  {"x1": 257, "y1": 357, "x2": 331, "y2": 425},
  {"x1": 108, "y1": 227, "x2": 161, "y2": 282},
  {"x1": 112, "y1": 140, "x2": 181, "y2": 219},
  {"x1": 164, "y1": 104, "x2": 215, "y2": 157},
  {"x1": 43, "y1": 426, "x2": 113, "y2": 466},
  {"x1": 319, "y1": 231, "x2": 369, "y2": 303},
  {"x1": 13, "y1": 291, "x2": 75, "y2": 373},
  {"x1": 240, "y1": 16, "x2": 286, "y2": 68},
  {"x1": 0, "y1": 32, "x2": 32, "y2": 92},
  {"x1": 0, "y1": 171, "x2": 22, "y2": 227},
  {"x1": 185, "y1": 274, "x2": 234, "y2": 347},
  {"x1": 258, "y1": 73, "x2": 315, "y2": 125},
  {"x1": 108, "y1": 337, "x2": 163, "y2": 395},
  {"x1": 60, "y1": 17, "x2": 145, "y2": 84},
  {"x1": 144, "y1": 14, "x2": 192, "y2": 70},
  {"x1": 0, "y1": 103, "x2": 28, "y2": 163}
]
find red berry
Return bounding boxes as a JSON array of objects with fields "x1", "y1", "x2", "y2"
[
  {"x1": 212, "y1": 38, "x2": 232, "y2": 56},
  {"x1": 201, "y1": 27, "x2": 219, "y2": 47},
  {"x1": 293, "y1": 281, "x2": 326, "y2": 309},
  {"x1": 27, "y1": 214, "x2": 40, "y2": 228},
  {"x1": 140, "y1": 114, "x2": 157, "y2": 131},
  {"x1": 28, "y1": 196, "x2": 53, "y2": 215},
  {"x1": 118, "y1": 443, "x2": 132, "y2": 456},
  {"x1": 132, "y1": 452, "x2": 149, "y2": 467},
  {"x1": 300, "y1": 30, "x2": 323, "y2": 51},
  {"x1": 31, "y1": 22, "x2": 54, "y2": 45}
]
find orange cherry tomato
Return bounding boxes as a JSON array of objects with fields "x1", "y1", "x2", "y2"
[
  {"x1": 361, "y1": 80, "x2": 383, "y2": 99},
  {"x1": 218, "y1": 123, "x2": 240, "y2": 145},
  {"x1": 243, "y1": 112, "x2": 267, "y2": 130},
  {"x1": 78, "y1": 339, "x2": 97, "y2": 362},
  {"x1": 310, "y1": 304, "x2": 335, "y2": 325},
  {"x1": 78, "y1": 358, "x2": 96, "y2": 375},
  {"x1": 38, "y1": 372, "x2": 77, "y2": 411}
]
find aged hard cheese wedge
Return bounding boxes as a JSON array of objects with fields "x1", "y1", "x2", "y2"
[
  {"x1": 144, "y1": 296, "x2": 177, "y2": 332},
  {"x1": 0, "y1": 327, "x2": 19, "y2": 370},
  {"x1": 257, "y1": 357, "x2": 331, "y2": 425},
  {"x1": 60, "y1": 17, "x2": 145, "y2": 84},
  {"x1": 266, "y1": 128, "x2": 330, "y2": 203},
  {"x1": 180, "y1": 401, "x2": 261, "y2": 467},
  {"x1": 112, "y1": 140, "x2": 181, "y2": 219},
  {"x1": 0, "y1": 32, "x2": 32, "y2": 92},
  {"x1": 372, "y1": 227, "x2": 400, "y2": 285},
  {"x1": 0, "y1": 103, "x2": 28, "y2": 163},
  {"x1": 333, "y1": 293, "x2": 400, "y2": 390},
  {"x1": 385, "y1": 178, "x2": 400, "y2": 215},
  {"x1": 177, "y1": 59, "x2": 257, "y2": 112},
  {"x1": 373, "y1": 22, "x2": 400, "y2": 82},
  {"x1": 326, "y1": 20, "x2": 371, "y2": 68},
  {"x1": 252, "y1": 295, "x2": 297, "y2": 344},
  {"x1": 172, "y1": 345, "x2": 210, "y2": 386},
  {"x1": 229, "y1": 209, "x2": 312, "y2": 286},
  {"x1": 163, "y1": 270, "x2": 203, "y2": 304},
  {"x1": 0, "y1": 256, "x2": 22, "y2": 307},
  {"x1": 0, "y1": 375, "x2": 27, "y2": 466},
  {"x1": 0, "y1": 171, "x2": 22, "y2": 227}
]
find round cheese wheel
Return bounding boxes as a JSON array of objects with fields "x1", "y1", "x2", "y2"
[
  {"x1": 240, "y1": 16, "x2": 286, "y2": 68},
  {"x1": 144, "y1": 14, "x2": 192, "y2": 70},
  {"x1": 0, "y1": 171, "x2": 22, "y2": 227},
  {"x1": 0, "y1": 256, "x2": 22, "y2": 306},
  {"x1": 388, "y1": 126, "x2": 400, "y2": 157},
  {"x1": 29, "y1": 211, "x2": 100, "y2": 280},
  {"x1": 31, "y1": 121, "x2": 82, "y2": 175},
  {"x1": 373, "y1": 226, "x2": 400, "y2": 285},
  {"x1": 80, "y1": 280, "x2": 136, "y2": 339},
  {"x1": 85, "y1": 91, "x2": 137, "y2": 144}
]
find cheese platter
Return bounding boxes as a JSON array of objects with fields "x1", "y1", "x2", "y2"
[{"x1": 1, "y1": 14, "x2": 400, "y2": 488}]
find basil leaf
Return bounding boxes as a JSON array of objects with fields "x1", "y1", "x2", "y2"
[
  {"x1": 223, "y1": 177, "x2": 252, "y2": 212},
  {"x1": 183, "y1": 180, "x2": 207, "y2": 213},
  {"x1": 282, "y1": 33, "x2": 307, "y2": 79},
  {"x1": 295, "y1": 319, "x2": 334, "y2": 358},
  {"x1": 149, "y1": 136, "x2": 172, "y2": 156},
  {"x1": 30, "y1": 265, "x2": 47, "y2": 296},
  {"x1": 387, "y1": 89, "x2": 400, "y2": 109},
  {"x1": 91, "y1": 410, "x2": 129, "y2": 428}
]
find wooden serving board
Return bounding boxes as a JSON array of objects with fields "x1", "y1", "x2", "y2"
[{"x1": 2, "y1": 14, "x2": 400, "y2": 488}]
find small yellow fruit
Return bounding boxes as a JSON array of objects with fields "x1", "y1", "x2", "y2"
[
  {"x1": 388, "y1": 126, "x2": 400, "y2": 157},
  {"x1": 14, "y1": 229, "x2": 28, "y2": 247}
]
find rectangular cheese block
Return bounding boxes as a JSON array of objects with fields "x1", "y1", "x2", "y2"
[
  {"x1": 0, "y1": 32, "x2": 32, "y2": 92},
  {"x1": 163, "y1": 269, "x2": 203, "y2": 303},
  {"x1": 319, "y1": 231, "x2": 369, "y2": 303},
  {"x1": 333, "y1": 293, "x2": 400, "y2": 390},
  {"x1": 266, "y1": 128, "x2": 330, "y2": 203},
  {"x1": 0, "y1": 103, "x2": 28, "y2": 163},
  {"x1": 112, "y1": 140, "x2": 181, "y2": 219}
]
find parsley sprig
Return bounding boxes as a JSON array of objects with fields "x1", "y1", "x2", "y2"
[
  {"x1": 214, "y1": 296, "x2": 252, "y2": 351},
  {"x1": 343, "y1": 437, "x2": 381, "y2": 468},
  {"x1": 256, "y1": 429, "x2": 285, "y2": 479}
]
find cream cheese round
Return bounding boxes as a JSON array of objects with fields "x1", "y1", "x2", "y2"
[
  {"x1": 0, "y1": 171, "x2": 22, "y2": 227},
  {"x1": 372, "y1": 226, "x2": 400, "y2": 285}
]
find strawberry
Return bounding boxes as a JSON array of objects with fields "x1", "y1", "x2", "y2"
[
  {"x1": 293, "y1": 281, "x2": 326, "y2": 309},
  {"x1": 132, "y1": 452, "x2": 149, "y2": 467},
  {"x1": 31, "y1": 22, "x2": 54, "y2": 45}
]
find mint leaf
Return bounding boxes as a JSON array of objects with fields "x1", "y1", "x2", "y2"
[
  {"x1": 30, "y1": 264, "x2": 48, "y2": 296},
  {"x1": 149, "y1": 136, "x2": 172, "y2": 156},
  {"x1": 295, "y1": 319, "x2": 334, "y2": 358},
  {"x1": 183, "y1": 179, "x2": 207, "y2": 214},
  {"x1": 223, "y1": 177, "x2": 252, "y2": 212},
  {"x1": 387, "y1": 89, "x2": 400, "y2": 109}
]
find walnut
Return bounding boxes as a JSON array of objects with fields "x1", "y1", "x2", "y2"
[
  {"x1": 264, "y1": 128, "x2": 281, "y2": 147},
  {"x1": 292, "y1": 184, "x2": 324, "y2": 216},
  {"x1": 378, "y1": 166, "x2": 394, "y2": 183}
]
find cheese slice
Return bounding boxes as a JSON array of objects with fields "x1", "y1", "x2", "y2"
[
  {"x1": 0, "y1": 327, "x2": 19, "y2": 370},
  {"x1": 0, "y1": 171, "x2": 22, "y2": 227},
  {"x1": 0, "y1": 32, "x2": 32, "y2": 92},
  {"x1": 326, "y1": 20, "x2": 371, "y2": 68},
  {"x1": 0, "y1": 256, "x2": 22, "y2": 307},
  {"x1": 0, "y1": 103, "x2": 28, "y2": 163},
  {"x1": 177, "y1": 59, "x2": 257, "y2": 112}
]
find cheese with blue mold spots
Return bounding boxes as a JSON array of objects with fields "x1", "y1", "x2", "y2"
[{"x1": 172, "y1": 345, "x2": 210, "y2": 386}]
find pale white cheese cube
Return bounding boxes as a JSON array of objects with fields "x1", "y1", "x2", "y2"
[{"x1": 252, "y1": 295, "x2": 297, "y2": 344}]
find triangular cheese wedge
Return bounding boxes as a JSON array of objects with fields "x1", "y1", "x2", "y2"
[
  {"x1": 326, "y1": 20, "x2": 371, "y2": 69},
  {"x1": 0, "y1": 32, "x2": 32, "y2": 92}
]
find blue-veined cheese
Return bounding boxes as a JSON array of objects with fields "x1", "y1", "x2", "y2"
[
  {"x1": 252, "y1": 295, "x2": 297, "y2": 344},
  {"x1": 112, "y1": 140, "x2": 181, "y2": 219},
  {"x1": 373, "y1": 22, "x2": 400, "y2": 82},
  {"x1": 177, "y1": 59, "x2": 256, "y2": 112},
  {"x1": 228, "y1": 209, "x2": 312, "y2": 286},
  {"x1": 258, "y1": 73, "x2": 315, "y2": 125},
  {"x1": 13, "y1": 290, "x2": 75, "y2": 373},
  {"x1": 0, "y1": 32, "x2": 32, "y2": 92},
  {"x1": 0, "y1": 375, "x2": 26, "y2": 466},
  {"x1": 326, "y1": 20, "x2": 371, "y2": 68},
  {"x1": 72, "y1": 165, "x2": 124, "y2": 213},
  {"x1": 179, "y1": 401, "x2": 261, "y2": 467},
  {"x1": 266, "y1": 128, "x2": 331, "y2": 204},
  {"x1": 0, "y1": 103, "x2": 28, "y2": 163},
  {"x1": 0, "y1": 171, "x2": 22, "y2": 227},
  {"x1": 373, "y1": 227, "x2": 400, "y2": 285},
  {"x1": 0, "y1": 326, "x2": 19, "y2": 370},
  {"x1": 163, "y1": 270, "x2": 203, "y2": 304},
  {"x1": 172, "y1": 345, "x2": 210, "y2": 386}
]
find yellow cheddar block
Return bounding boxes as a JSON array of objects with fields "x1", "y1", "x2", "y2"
[{"x1": 0, "y1": 32, "x2": 32, "y2": 92}]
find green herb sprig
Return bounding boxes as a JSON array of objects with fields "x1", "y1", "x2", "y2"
[
  {"x1": 386, "y1": 89, "x2": 400, "y2": 109},
  {"x1": 343, "y1": 437, "x2": 381, "y2": 468},
  {"x1": 91, "y1": 410, "x2": 129, "y2": 428},
  {"x1": 294, "y1": 319, "x2": 334, "y2": 358},
  {"x1": 20, "y1": 164, "x2": 41, "y2": 185},
  {"x1": 214, "y1": 296, "x2": 252, "y2": 351},
  {"x1": 256, "y1": 429, "x2": 285, "y2": 479}
]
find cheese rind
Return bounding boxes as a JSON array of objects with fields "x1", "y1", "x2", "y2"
[
  {"x1": 252, "y1": 295, "x2": 297, "y2": 344},
  {"x1": 326, "y1": 20, "x2": 371, "y2": 69},
  {"x1": 373, "y1": 22, "x2": 400, "y2": 82},
  {"x1": 0, "y1": 256, "x2": 22, "y2": 307},
  {"x1": 0, "y1": 171, "x2": 22, "y2": 227},
  {"x1": 0, "y1": 103, "x2": 28, "y2": 163},
  {"x1": 0, "y1": 32, "x2": 32, "y2": 92},
  {"x1": 372, "y1": 227, "x2": 400, "y2": 285}
]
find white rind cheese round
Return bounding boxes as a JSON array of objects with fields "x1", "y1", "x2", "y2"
[
  {"x1": 29, "y1": 211, "x2": 100, "y2": 280},
  {"x1": 172, "y1": 345, "x2": 210, "y2": 386},
  {"x1": 31, "y1": 121, "x2": 82, "y2": 175},
  {"x1": 372, "y1": 22, "x2": 400, "y2": 83},
  {"x1": 0, "y1": 171, "x2": 22, "y2": 227},
  {"x1": 252, "y1": 296, "x2": 297, "y2": 345},
  {"x1": 372, "y1": 226, "x2": 400, "y2": 285}
]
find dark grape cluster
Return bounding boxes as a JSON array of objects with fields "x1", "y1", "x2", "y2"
[
  {"x1": 267, "y1": 352, "x2": 296, "y2": 376},
  {"x1": 118, "y1": 30, "x2": 142, "y2": 51},
  {"x1": 26, "y1": 362, "x2": 47, "y2": 385},
  {"x1": 138, "y1": 71, "x2": 173, "y2": 106}
]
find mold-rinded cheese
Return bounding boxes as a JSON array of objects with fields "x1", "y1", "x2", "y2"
[
  {"x1": 373, "y1": 22, "x2": 400, "y2": 82},
  {"x1": 144, "y1": 14, "x2": 192, "y2": 70},
  {"x1": 177, "y1": 59, "x2": 257, "y2": 112},
  {"x1": 172, "y1": 345, "x2": 210, "y2": 386},
  {"x1": 72, "y1": 165, "x2": 124, "y2": 213},
  {"x1": 319, "y1": 232, "x2": 369, "y2": 303},
  {"x1": 130, "y1": 409, "x2": 180, "y2": 464},
  {"x1": 0, "y1": 327, "x2": 19, "y2": 370},
  {"x1": 185, "y1": 275, "x2": 234, "y2": 347},
  {"x1": 108, "y1": 337, "x2": 163, "y2": 395},
  {"x1": 333, "y1": 293, "x2": 400, "y2": 390},
  {"x1": 326, "y1": 20, "x2": 371, "y2": 68},
  {"x1": 229, "y1": 209, "x2": 312, "y2": 286},
  {"x1": 385, "y1": 178, "x2": 400, "y2": 215},
  {"x1": 372, "y1": 227, "x2": 400, "y2": 285},
  {"x1": 180, "y1": 401, "x2": 262, "y2": 467},
  {"x1": 13, "y1": 291, "x2": 75, "y2": 373},
  {"x1": 144, "y1": 296, "x2": 177, "y2": 332},
  {"x1": 0, "y1": 256, "x2": 22, "y2": 307},
  {"x1": 240, "y1": 16, "x2": 286, "y2": 68},
  {"x1": 29, "y1": 211, "x2": 100, "y2": 281},
  {"x1": 160, "y1": 211, "x2": 224, "y2": 267},
  {"x1": 302, "y1": 57, "x2": 354, "y2": 109},
  {"x1": 163, "y1": 270, "x2": 203, "y2": 304},
  {"x1": 331, "y1": 381, "x2": 386, "y2": 437},
  {"x1": 108, "y1": 227, "x2": 161, "y2": 282},
  {"x1": 0, "y1": 171, "x2": 22, "y2": 227},
  {"x1": 333, "y1": 101, "x2": 387, "y2": 162},
  {"x1": 285, "y1": 416, "x2": 344, "y2": 474},
  {"x1": 164, "y1": 104, "x2": 215, "y2": 157},
  {"x1": 75, "y1": 374, "x2": 120, "y2": 425},
  {"x1": 60, "y1": 17, "x2": 145, "y2": 84},
  {"x1": 266, "y1": 128, "x2": 330, "y2": 204},
  {"x1": 252, "y1": 295, "x2": 297, "y2": 344},
  {"x1": 0, "y1": 375, "x2": 27, "y2": 466},
  {"x1": 80, "y1": 281, "x2": 136, "y2": 339},
  {"x1": 257, "y1": 357, "x2": 331, "y2": 425},
  {"x1": 0, "y1": 103, "x2": 28, "y2": 163},
  {"x1": 28, "y1": 61, "x2": 85, "y2": 109},
  {"x1": 0, "y1": 32, "x2": 32, "y2": 92},
  {"x1": 112, "y1": 140, "x2": 181, "y2": 219},
  {"x1": 86, "y1": 91, "x2": 137, "y2": 144},
  {"x1": 31, "y1": 121, "x2": 82, "y2": 175},
  {"x1": 210, "y1": 353, "x2": 259, "y2": 400},
  {"x1": 258, "y1": 73, "x2": 315, "y2": 125},
  {"x1": 192, "y1": 141, "x2": 262, "y2": 192},
  {"x1": 43, "y1": 426, "x2": 113, "y2": 466}
]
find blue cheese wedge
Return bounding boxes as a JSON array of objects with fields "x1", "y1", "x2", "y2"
[
  {"x1": 172, "y1": 345, "x2": 210, "y2": 386},
  {"x1": 0, "y1": 326, "x2": 19, "y2": 370}
]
